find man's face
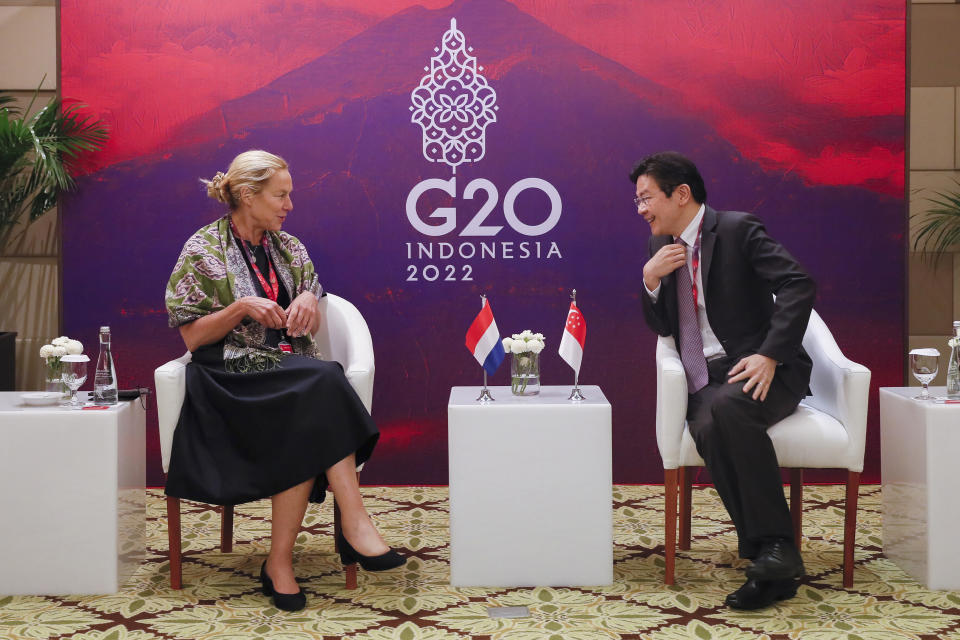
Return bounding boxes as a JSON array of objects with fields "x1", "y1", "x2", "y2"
[{"x1": 635, "y1": 174, "x2": 684, "y2": 237}]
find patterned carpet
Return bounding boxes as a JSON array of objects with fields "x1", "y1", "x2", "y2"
[{"x1": 3, "y1": 485, "x2": 960, "y2": 639}]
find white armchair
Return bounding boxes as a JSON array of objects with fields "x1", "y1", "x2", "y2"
[
  {"x1": 655, "y1": 309, "x2": 870, "y2": 587},
  {"x1": 154, "y1": 293, "x2": 375, "y2": 589}
]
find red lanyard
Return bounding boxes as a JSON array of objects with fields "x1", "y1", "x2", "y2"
[
  {"x1": 229, "y1": 218, "x2": 279, "y2": 302},
  {"x1": 690, "y1": 215, "x2": 704, "y2": 309},
  {"x1": 677, "y1": 215, "x2": 706, "y2": 308}
]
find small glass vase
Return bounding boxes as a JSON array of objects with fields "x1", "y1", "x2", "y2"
[
  {"x1": 44, "y1": 360, "x2": 69, "y2": 398},
  {"x1": 511, "y1": 352, "x2": 540, "y2": 396}
]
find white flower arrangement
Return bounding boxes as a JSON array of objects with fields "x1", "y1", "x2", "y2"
[
  {"x1": 502, "y1": 331, "x2": 545, "y2": 355},
  {"x1": 950, "y1": 337, "x2": 960, "y2": 348},
  {"x1": 504, "y1": 330, "x2": 544, "y2": 395},
  {"x1": 39, "y1": 336, "x2": 84, "y2": 382}
]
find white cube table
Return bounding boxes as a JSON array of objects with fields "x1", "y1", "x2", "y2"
[
  {"x1": 448, "y1": 385, "x2": 612, "y2": 587},
  {"x1": 880, "y1": 386, "x2": 960, "y2": 590},
  {"x1": 0, "y1": 392, "x2": 146, "y2": 595}
]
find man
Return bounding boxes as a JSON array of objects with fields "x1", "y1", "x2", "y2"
[{"x1": 635, "y1": 151, "x2": 816, "y2": 610}]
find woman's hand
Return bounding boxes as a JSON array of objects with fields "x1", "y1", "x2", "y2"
[
  {"x1": 178, "y1": 296, "x2": 284, "y2": 352},
  {"x1": 239, "y1": 296, "x2": 287, "y2": 329},
  {"x1": 286, "y1": 291, "x2": 320, "y2": 337}
]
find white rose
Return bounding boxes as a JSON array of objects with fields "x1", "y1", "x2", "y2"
[
  {"x1": 528, "y1": 339, "x2": 545, "y2": 354},
  {"x1": 511, "y1": 333, "x2": 521, "y2": 340},
  {"x1": 39, "y1": 344, "x2": 54, "y2": 358},
  {"x1": 520, "y1": 330, "x2": 534, "y2": 339},
  {"x1": 51, "y1": 346, "x2": 67, "y2": 358},
  {"x1": 502, "y1": 337, "x2": 514, "y2": 352},
  {"x1": 52, "y1": 336, "x2": 70, "y2": 346},
  {"x1": 533, "y1": 333, "x2": 545, "y2": 341},
  {"x1": 66, "y1": 339, "x2": 83, "y2": 355},
  {"x1": 511, "y1": 340, "x2": 529, "y2": 354}
]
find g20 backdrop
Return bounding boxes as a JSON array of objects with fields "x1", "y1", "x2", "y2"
[{"x1": 60, "y1": 0, "x2": 906, "y2": 487}]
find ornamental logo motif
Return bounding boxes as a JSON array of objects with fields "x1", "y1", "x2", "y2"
[{"x1": 410, "y1": 18, "x2": 498, "y2": 173}]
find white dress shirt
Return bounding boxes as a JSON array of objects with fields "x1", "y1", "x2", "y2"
[{"x1": 645, "y1": 204, "x2": 726, "y2": 360}]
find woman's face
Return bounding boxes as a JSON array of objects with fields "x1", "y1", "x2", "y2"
[{"x1": 242, "y1": 170, "x2": 293, "y2": 233}]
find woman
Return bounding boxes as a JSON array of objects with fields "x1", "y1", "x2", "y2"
[{"x1": 164, "y1": 150, "x2": 404, "y2": 612}]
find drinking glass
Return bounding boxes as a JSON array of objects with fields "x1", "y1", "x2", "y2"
[
  {"x1": 909, "y1": 348, "x2": 940, "y2": 401},
  {"x1": 60, "y1": 354, "x2": 90, "y2": 409}
]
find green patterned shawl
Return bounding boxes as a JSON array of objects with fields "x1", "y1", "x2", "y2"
[{"x1": 165, "y1": 216, "x2": 324, "y2": 371}]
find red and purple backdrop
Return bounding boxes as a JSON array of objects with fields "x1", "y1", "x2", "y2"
[{"x1": 60, "y1": 0, "x2": 906, "y2": 487}]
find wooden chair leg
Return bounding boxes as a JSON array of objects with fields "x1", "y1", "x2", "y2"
[
  {"x1": 678, "y1": 467, "x2": 693, "y2": 550},
  {"x1": 843, "y1": 470, "x2": 860, "y2": 588},
  {"x1": 664, "y1": 469, "x2": 679, "y2": 585},
  {"x1": 790, "y1": 469, "x2": 803, "y2": 549},
  {"x1": 167, "y1": 496, "x2": 182, "y2": 590},
  {"x1": 221, "y1": 505, "x2": 234, "y2": 553}
]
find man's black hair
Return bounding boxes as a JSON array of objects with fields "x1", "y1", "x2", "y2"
[{"x1": 629, "y1": 151, "x2": 707, "y2": 204}]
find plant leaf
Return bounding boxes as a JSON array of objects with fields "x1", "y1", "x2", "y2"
[{"x1": 911, "y1": 179, "x2": 960, "y2": 266}]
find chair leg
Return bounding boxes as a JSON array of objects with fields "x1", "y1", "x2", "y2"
[
  {"x1": 843, "y1": 471, "x2": 860, "y2": 588},
  {"x1": 678, "y1": 467, "x2": 693, "y2": 551},
  {"x1": 221, "y1": 505, "x2": 234, "y2": 553},
  {"x1": 333, "y1": 493, "x2": 358, "y2": 590},
  {"x1": 664, "y1": 469, "x2": 679, "y2": 585},
  {"x1": 167, "y1": 496, "x2": 182, "y2": 590},
  {"x1": 790, "y1": 469, "x2": 803, "y2": 549}
]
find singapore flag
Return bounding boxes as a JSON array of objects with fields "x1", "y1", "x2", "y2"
[{"x1": 559, "y1": 301, "x2": 586, "y2": 374}]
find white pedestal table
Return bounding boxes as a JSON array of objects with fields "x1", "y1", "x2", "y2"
[
  {"x1": 447, "y1": 385, "x2": 612, "y2": 587},
  {"x1": 0, "y1": 392, "x2": 146, "y2": 595},
  {"x1": 880, "y1": 386, "x2": 960, "y2": 590}
]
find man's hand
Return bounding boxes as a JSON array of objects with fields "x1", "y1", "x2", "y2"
[
  {"x1": 286, "y1": 291, "x2": 320, "y2": 337},
  {"x1": 643, "y1": 243, "x2": 686, "y2": 292},
  {"x1": 239, "y1": 296, "x2": 286, "y2": 329},
  {"x1": 727, "y1": 354, "x2": 777, "y2": 402}
]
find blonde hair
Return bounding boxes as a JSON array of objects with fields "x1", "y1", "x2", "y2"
[{"x1": 201, "y1": 150, "x2": 289, "y2": 210}]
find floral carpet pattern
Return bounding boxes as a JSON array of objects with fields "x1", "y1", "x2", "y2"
[{"x1": 2, "y1": 485, "x2": 960, "y2": 639}]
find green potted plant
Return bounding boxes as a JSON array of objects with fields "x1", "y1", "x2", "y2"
[
  {"x1": 912, "y1": 181, "x2": 960, "y2": 267},
  {"x1": 0, "y1": 85, "x2": 108, "y2": 254},
  {"x1": 0, "y1": 82, "x2": 108, "y2": 390}
]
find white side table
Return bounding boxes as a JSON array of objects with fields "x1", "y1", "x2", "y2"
[
  {"x1": 0, "y1": 392, "x2": 146, "y2": 595},
  {"x1": 448, "y1": 385, "x2": 612, "y2": 587},
  {"x1": 880, "y1": 386, "x2": 960, "y2": 590}
]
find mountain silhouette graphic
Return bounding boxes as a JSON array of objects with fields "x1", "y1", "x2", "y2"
[{"x1": 168, "y1": 0, "x2": 676, "y2": 149}]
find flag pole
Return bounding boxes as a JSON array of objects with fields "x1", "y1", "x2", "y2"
[
  {"x1": 568, "y1": 288, "x2": 586, "y2": 402},
  {"x1": 476, "y1": 294, "x2": 495, "y2": 403}
]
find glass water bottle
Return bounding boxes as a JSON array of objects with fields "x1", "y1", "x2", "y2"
[
  {"x1": 94, "y1": 326, "x2": 118, "y2": 405},
  {"x1": 947, "y1": 321, "x2": 960, "y2": 399}
]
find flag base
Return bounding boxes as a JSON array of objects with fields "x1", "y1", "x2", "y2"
[
  {"x1": 476, "y1": 387, "x2": 495, "y2": 403},
  {"x1": 568, "y1": 386, "x2": 586, "y2": 402}
]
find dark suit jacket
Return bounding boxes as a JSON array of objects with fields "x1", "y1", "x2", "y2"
[{"x1": 641, "y1": 206, "x2": 816, "y2": 397}]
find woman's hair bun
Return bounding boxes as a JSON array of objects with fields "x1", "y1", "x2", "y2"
[{"x1": 204, "y1": 171, "x2": 229, "y2": 203}]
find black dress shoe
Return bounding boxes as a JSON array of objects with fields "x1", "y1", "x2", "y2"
[
  {"x1": 725, "y1": 577, "x2": 799, "y2": 610},
  {"x1": 337, "y1": 531, "x2": 406, "y2": 571},
  {"x1": 260, "y1": 561, "x2": 307, "y2": 612},
  {"x1": 745, "y1": 539, "x2": 805, "y2": 581}
]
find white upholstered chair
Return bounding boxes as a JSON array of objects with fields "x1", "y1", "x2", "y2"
[
  {"x1": 154, "y1": 293, "x2": 374, "y2": 589},
  {"x1": 655, "y1": 309, "x2": 870, "y2": 588}
]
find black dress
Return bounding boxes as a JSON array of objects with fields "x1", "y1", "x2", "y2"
[{"x1": 164, "y1": 243, "x2": 378, "y2": 505}]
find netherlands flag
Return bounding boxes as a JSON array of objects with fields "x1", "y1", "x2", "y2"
[{"x1": 465, "y1": 298, "x2": 506, "y2": 376}]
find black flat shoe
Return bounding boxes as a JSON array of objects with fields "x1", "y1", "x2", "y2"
[
  {"x1": 725, "y1": 577, "x2": 799, "y2": 610},
  {"x1": 745, "y1": 539, "x2": 805, "y2": 581},
  {"x1": 260, "y1": 561, "x2": 306, "y2": 612},
  {"x1": 337, "y1": 530, "x2": 406, "y2": 571}
]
